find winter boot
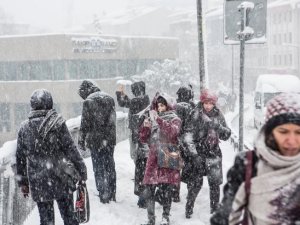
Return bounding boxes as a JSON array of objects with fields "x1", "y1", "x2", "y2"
[
  {"x1": 185, "y1": 203, "x2": 193, "y2": 219},
  {"x1": 160, "y1": 216, "x2": 169, "y2": 225},
  {"x1": 137, "y1": 197, "x2": 147, "y2": 209},
  {"x1": 140, "y1": 216, "x2": 155, "y2": 225}
]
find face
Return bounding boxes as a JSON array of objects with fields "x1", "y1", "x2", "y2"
[
  {"x1": 272, "y1": 123, "x2": 300, "y2": 156},
  {"x1": 203, "y1": 101, "x2": 214, "y2": 112},
  {"x1": 157, "y1": 103, "x2": 167, "y2": 113}
]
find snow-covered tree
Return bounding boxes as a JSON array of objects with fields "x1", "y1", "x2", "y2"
[{"x1": 131, "y1": 59, "x2": 198, "y2": 97}]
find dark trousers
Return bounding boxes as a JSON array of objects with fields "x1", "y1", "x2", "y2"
[
  {"x1": 134, "y1": 157, "x2": 148, "y2": 196},
  {"x1": 186, "y1": 176, "x2": 220, "y2": 212},
  {"x1": 144, "y1": 184, "x2": 173, "y2": 220},
  {"x1": 37, "y1": 194, "x2": 78, "y2": 225},
  {"x1": 91, "y1": 146, "x2": 116, "y2": 201}
]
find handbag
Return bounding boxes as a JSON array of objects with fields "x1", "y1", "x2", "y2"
[
  {"x1": 157, "y1": 144, "x2": 184, "y2": 170},
  {"x1": 74, "y1": 183, "x2": 90, "y2": 223}
]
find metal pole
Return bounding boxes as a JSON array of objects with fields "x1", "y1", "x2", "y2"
[
  {"x1": 232, "y1": 45, "x2": 235, "y2": 95},
  {"x1": 197, "y1": 0, "x2": 206, "y2": 91},
  {"x1": 239, "y1": 7, "x2": 245, "y2": 152}
]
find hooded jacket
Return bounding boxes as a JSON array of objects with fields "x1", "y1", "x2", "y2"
[
  {"x1": 116, "y1": 81, "x2": 150, "y2": 133},
  {"x1": 79, "y1": 80, "x2": 116, "y2": 149},
  {"x1": 139, "y1": 93, "x2": 182, "y2": 185},
  {"x1": 16, "y1": 89, "x2": 87, "y2": 202}
]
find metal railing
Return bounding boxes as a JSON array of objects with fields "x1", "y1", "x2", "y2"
[{"x1": 0, "y1": 113, "x2": 129, "y2": 225}]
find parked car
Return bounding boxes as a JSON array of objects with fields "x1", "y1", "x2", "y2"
[{"x1": 254, "y1": 74, "x2": 300, "y2": 129}]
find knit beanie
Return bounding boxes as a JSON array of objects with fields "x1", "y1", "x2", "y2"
[
  {"x1": 200, "y1": 89, "x2": 218, "y2": 105},
  {"x1": 264, "y1": 93, "x2": 300, "y2": 137}
]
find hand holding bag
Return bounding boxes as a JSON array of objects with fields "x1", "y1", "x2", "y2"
[{"x1": 157, "y1": 144, "x2": 184, "y2": 170}]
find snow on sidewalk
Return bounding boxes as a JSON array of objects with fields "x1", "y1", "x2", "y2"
[{"x1": 23, "y1": 139, "x2": 237, "y2": 225}]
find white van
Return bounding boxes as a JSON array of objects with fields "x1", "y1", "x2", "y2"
[{"x1": 254, "y1": 74, "x2": 300, "y2": 129}]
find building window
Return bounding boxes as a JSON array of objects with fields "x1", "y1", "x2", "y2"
[
  {"x1": 14, "y1": 103, "x2": 30, "y2": 130},
  {"x1": 289, "y1": 54, "x2": 293, "y2": 65},
  {"x1": 284, "y1": 55, "x2": 287, "y2": 65},
  {"x1": 289, "y1": 32, "x2": 292, "y2": 43},
  {"x1": 273, "y1": 35, "x2": 277, "y2": 45},
  {"x1": 274, "y1": 55, "x2": 277, "y2": 66},
  {"x1": 273, "y1": 14, "x2": 277, "y2": 24},
  {"x1": 289, "y1": 11, "x2": 292, "y2": 22},
  {"x1": 278, "y1": 34, "x2": 282, "y2": 45},
  {"x1": 278, "y1": 55, "x2": 282, "y2": 65},
  {"x1": 0, "y1": 103, "x2": 11, "y2": 132},
  {"x1": 284, "y1": 33, "x2": 287, "y2": 43}
]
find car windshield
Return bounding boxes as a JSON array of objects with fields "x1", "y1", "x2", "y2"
[{"x1": 264, "y1": 92, "x2": 281, "y2": 106}]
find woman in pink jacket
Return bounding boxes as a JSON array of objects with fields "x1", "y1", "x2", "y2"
[{"x1": 139, "y1": 93, "x2": 181, "y2": 225}]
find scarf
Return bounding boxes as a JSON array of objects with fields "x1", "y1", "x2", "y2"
[{"x1": 230, "y1": 127, "x2": 300, "y2": 225}]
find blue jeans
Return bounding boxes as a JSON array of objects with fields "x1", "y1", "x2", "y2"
[{"x1": 90, "y1": 146, "x2": 116, "y2": 201}]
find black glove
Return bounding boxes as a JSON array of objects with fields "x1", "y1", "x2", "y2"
[
  {"x1": 193, "y1": 155, "x2": 203, "y2": 166},
  {"x1": 78, "y1": 140, "x2": 86, "y2": 151},
  {"x1": 21, "y1": 185, "x2": 29, "y2": 198},
  {"x1": 208, "y1": 120, "x2": 221, "y2": 130}
]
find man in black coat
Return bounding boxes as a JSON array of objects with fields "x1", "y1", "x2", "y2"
[
  {"x1": 116, "y1": 81, "x2": 150, "y2": 208},
  {"x1": 182, "y1": 89, "x2": 231, "y2": 218},
  {"x1": 116, "y1": 81, "x2": 150, "y2": 163},
  {"x1": 174, "y1": 85, "x2": 195, "y2": 202},
  {"x1": 16, "y1": 89, "x2": 87, "y2": 225},
  {"x1": 78, "y1": 80, "x2": 117, "y2": 204}
]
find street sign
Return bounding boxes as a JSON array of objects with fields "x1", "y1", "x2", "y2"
[{"x1": 224, "y1": 0, "x2": 267, "y2": 44}]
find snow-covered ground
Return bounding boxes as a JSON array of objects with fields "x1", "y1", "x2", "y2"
[{"x1": 23, "y1": 138, "x2": 238, "y2": 225}]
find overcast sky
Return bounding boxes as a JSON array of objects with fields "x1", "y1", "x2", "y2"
[{"x1": 0, "y1": 0, "x2": 222, "y2": 30}]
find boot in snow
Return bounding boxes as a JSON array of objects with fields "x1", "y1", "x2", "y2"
[
  {"x1": 185, "y1": 204, "x2": 193, "y2": 219},
  {"x1": 140, "y1": 216, "x2": 155, "y2": 225},
  {"x1": 160, "y1": 216, "x2": 169, "y2": 225}
]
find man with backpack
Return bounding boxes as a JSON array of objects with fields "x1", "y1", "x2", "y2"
[{"x1": 78, "y1": 80, "x2": 117, "y2": 204}]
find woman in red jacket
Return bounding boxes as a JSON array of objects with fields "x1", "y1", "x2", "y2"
[{"x1": 139, "y1": 93, "x2": 181, "y2": 225}]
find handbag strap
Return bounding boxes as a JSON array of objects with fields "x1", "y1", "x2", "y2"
[{"x1": 242, "y1": 150, "x2": 254, "y2": 225}]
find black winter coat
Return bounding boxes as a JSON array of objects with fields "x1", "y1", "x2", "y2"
[
  {"x1": 116, "y1": 92, "x2": 150, "y2": 128},
  {"x1": 16, "y1": 110, "x2": 87, "y2": 202},
  {"x1": 183, "y1": 103, "x2": 231, "y2": 158},
  {"x1": 210, "y1": 151, "x2": 258, "y2": 225},
  {"x1": 80, "y1": 91, "x2": 116, "y2": 150},
  {"x1": 116, "y1": 81, "x2": 150, "y2": 142},
  {"x1": 181, "y1": 103, "x2": 231, "y2": 181}
]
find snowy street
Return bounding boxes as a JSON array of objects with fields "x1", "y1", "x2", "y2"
[{"x1": 23, "y1": 138, "x2": 238, "y2": 225}]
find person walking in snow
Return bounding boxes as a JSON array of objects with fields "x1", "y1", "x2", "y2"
[
  {"x1": 116, "y1": 81, "x2": 150, "y2": 208},
  {"x1": 78, "y1": 80, "x2": 117, "y2": 204},
  {"x1": 211, "y1": 92, "x2": 300, "y2": 225},
  {"x1": 173, "y1": 85, "x2": 196, "y2": 202},
  {"x1": 139, "y1": 93, "x2": 182, "y2": 225},
  {"x1": 16, "y1": 89, "x2": 87, "y2": 225},
  {"x1": 183, "y1": 89, "x2": 231, "y2": 218},
  {"x1": 116, "y1": 81, "x2": 150, "y2": 163}
]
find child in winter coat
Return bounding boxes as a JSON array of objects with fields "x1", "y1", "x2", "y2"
[
  {"x1": 139, "y1": 93, "x2": 181, "y2": 225},
  {"x1": 211, "y1": 92, "x2": 300, "y2": 225}
]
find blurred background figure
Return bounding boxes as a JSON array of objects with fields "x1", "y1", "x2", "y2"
[{"x1": 78, "y1": 80, "x2": 117, "y2": 204}]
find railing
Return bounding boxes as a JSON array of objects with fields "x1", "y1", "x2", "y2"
[{"x1": 0, "y1": 113, "x2": 129, "y2": 225}]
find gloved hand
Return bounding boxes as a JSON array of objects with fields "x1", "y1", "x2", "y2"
[
  {"x1": 193, "y1": 155, "x2": 203, "y2": 166},
  {"x1": 78, "y1": 140, "x2": 86, "y2": 151},
  {"x1": 21, "y1": 185, "x2": 29, "y2": 198},
  {"x1": 208, "y1": 120, "x2": 221, "y2": 130}
]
